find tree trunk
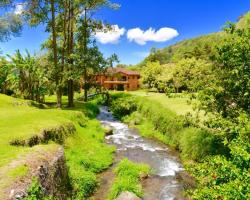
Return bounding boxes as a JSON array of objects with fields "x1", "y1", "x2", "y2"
[
  {"x1": 68, "y1": 79, "x2": 74, "y2": 107},
  {"x1": 67, "y1": 1, "x2": 75, "y2": 107},
  {"x1": 56, "y1": 90, "x2": 62, "y2": 108},
  {"x1": 84, "y1": 81, "x2": 88, "y2": 102},
  {"x1": 83, "y1": 8, "x2": 88, "y2": 102},
  {"x1": 51, "y1": 0, "x2": 61, "y2": 108}
]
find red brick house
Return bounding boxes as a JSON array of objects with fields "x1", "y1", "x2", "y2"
[{"x1": 96, "y1": 68, "x2": 140, "y2": 91}]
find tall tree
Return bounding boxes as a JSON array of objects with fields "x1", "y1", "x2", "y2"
[
  {"x1": 199, "y1": 23, "x2": 250, "y2": 117},
  {"x1": 107, "y1": 53, "x2": 119, "y2": 68},
  {"x1": 76, "y1": 0, "x2": 119, "y2": 102},
  {"x1": 26, "y1": 0, "x2": 63, "y2": 107}
]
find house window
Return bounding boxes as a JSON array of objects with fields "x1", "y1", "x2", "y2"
[{"x1": 122, "y1": 76, "x2": 126, "y2": 81}]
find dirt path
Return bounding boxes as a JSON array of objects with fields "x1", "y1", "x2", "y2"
[
  {"x1": 91, "y1": 153, "x2": 124, "y2": 200},
  {"x1": 91, "y1": 168, "x2": 115, "y2": 200}
]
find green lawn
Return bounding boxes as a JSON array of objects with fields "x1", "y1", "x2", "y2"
[
  {"x1": 129, "y1": 91, "x2": 195, "y2": 115},
  {"x1": 0, "y1": 94, "x2": 76, "y2": 167},
  {"x1": 0, "y1": 94, "x2": 114, "y2": 199}
]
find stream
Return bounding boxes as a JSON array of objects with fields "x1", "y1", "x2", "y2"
[{"x1": 97, "y1": 106, "x2": 186, "y2": 200}]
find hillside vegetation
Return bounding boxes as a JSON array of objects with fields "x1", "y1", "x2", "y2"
[
  {"x1": 109, "y1": 91, "x2": 249, "y2": 199},
  {"x1": 0, "y1": 94, "x2": 114, "y2": 199},
  {"x1": 123, "y1": 11, "x2": 250, "y2": 200},
  {"x1": 137, "y1": 11, "x2": 250, "y2": 67}
]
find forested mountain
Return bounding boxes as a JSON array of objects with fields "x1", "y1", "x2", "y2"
[
  {"x1": 237, "y1": 11, "x2": 250, "y2": 29},
  {"x1": 139, "y1": 11, "x2": 250, "y2": 66},
  {"x1": 130, "y1": 11, "x2": 250, "y2": 94},
  {"x1": 145, "y1": 32, "x2": 223, "y2": 64}
]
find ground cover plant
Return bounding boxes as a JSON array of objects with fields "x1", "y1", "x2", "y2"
[
  {"x1": 0, "y1": 93, "x2": 115, "y2": 199},
  {"x1": 110, "y1": 92, "x2": 219, "y2": 160},
  {"x1": 110, "y1": 89, "x2": 249, "y2": 199},
  {"x1": 1, "y1": 1, "x2": 250, "y2": 199},
  {"x1": 107, "y1": 158, "x2": 150, "y2": 200}
]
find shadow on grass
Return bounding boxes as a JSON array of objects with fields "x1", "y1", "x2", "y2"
[
  {"x1": 43, "y1": 98, "x2": 100, "y2": 119},
  {"x1": 63, "y1": 101, "x2": 99, "y2": 119}
]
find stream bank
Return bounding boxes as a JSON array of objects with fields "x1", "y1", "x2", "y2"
[{"x1": 94, "y1": 106, "x2": 188, "y2": 200}]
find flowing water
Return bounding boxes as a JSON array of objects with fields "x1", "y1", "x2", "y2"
[{"x1": 97, "y1": 106, "x2": 186, "y2": 200}]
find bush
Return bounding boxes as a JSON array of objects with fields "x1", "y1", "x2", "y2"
[
  {"x1": 110, "y1": 94, "x2": 218, "y2": 158},
  {"x1": 189, "y1": 156, "x2": 250, "y2": 200},
  {"x1": 135, "y1": 97, "x2": 185, "y2": 146},
  {"x1": 110, "y1": 96, "x2": 137, "y2": 119},
  {"x1": 179, "y1": 127, "x2": 217, "y2": 160},
  {"x1": 123, "y1": 111, "x2": 143, "y2": 126}
]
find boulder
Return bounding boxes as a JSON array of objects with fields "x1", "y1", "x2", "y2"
[
  {"x1": 139, "y1": 172, "x2": 148, "y2": 180},
  {"x1": 6, "y1": 147, "x2": 70, "y2": 200},
  {"x1": 104, "y1": 127, "x2": 113, "y2": 136},
  {"x1": 116, "y1": 191, "x2": 141, "y2": 200}
]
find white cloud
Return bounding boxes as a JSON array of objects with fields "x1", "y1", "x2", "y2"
[
  {"x1": 95, "y1": 25, "x2": 126, "y2": 44},
  {"x1": 127, "y1": 27, "x2": 179, "y2": 45},
  {"x1": 14, "y1": 4, "x2": 25, "y2": 15}
]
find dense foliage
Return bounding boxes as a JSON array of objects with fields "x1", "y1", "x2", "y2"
[
  {"x1": 0, "y1": 12, "x2": 22, "y2": 42},
  {"x1": 0, "y1": 0, "x2": 119, "y2": 107},
  {"x1": 140, "y1": 58, "x2": 213, "y2": 93},
  {"x1": 199, "y1": 23, "x2": 250, "y2": 117},
  {"x1": 191, "y1": 23, "x2": 250, "y2": 200},
  {"x1": 112, "y1": 12, "x2": 250, "y2": 200},
  {"x1": 110, "y1": 93, "x2": 220, "y2": 160}
]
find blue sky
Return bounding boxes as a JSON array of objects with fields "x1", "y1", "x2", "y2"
[{"x1": 1, "y1": 0, "x2": 250, "y2": 65}]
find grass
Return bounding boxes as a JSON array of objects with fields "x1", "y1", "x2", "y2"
[
  {"x1": 107, "y1": 159, "x2": 150, "y2": 200},
  {"x1": 7, "y1": 164, "x2": 29, "y2": 178},
  {"x1": 123, "y1": 113, "x2": 175, "y2": 147},
  {"x1": 65, "y1": 119, "x2": 115, "y2": 199},
  {"x1": 110, "y1": 92, "x2": 218, "y2": 161},
  {"x1": 129, "y1": 91, "x2": 194, "y2": 115},
  {"x1": 0, "y1": 94, "x2": 76, "y2": 168},
  {"x1": 0, "y1": 93, "x2": 114, "y2": 199}
]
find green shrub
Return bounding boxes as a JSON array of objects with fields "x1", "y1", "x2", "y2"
[
  {"x1": 189, "y1": 156, "x2": 250, "y2": 200},
  {"x1": 136, "y1": 98, "x2": 185, "y2": 138},
  {"x1": 110, "y1": 96, "x2": 137, "y2": 119},
  {"x1": 110, "y1": 93, "x2": 218, "y2": 158},
  {"x1": 123, "y1": 111, "x2": 143, "y2": 126},
  {"x1": 179, "y1": 127, "x2": 217, "y2": 160},
  {"x1": 187, "y1": 113, "x2": 250, "y2": 199}
]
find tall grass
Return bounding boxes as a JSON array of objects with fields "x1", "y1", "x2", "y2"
[
  {"x1": 65, "y1": 120, "x2": 115, "y2": 199},
  {"x1": 107, "y1": 159, "x2": 150, "y2": 200},
  {"x1": 110, "y1": 93, "x2": 220, "y2": 161}
]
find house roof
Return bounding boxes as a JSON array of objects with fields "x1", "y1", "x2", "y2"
[{"x1": 106, "y1": 67, "x2": 140, "y2": 76}]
